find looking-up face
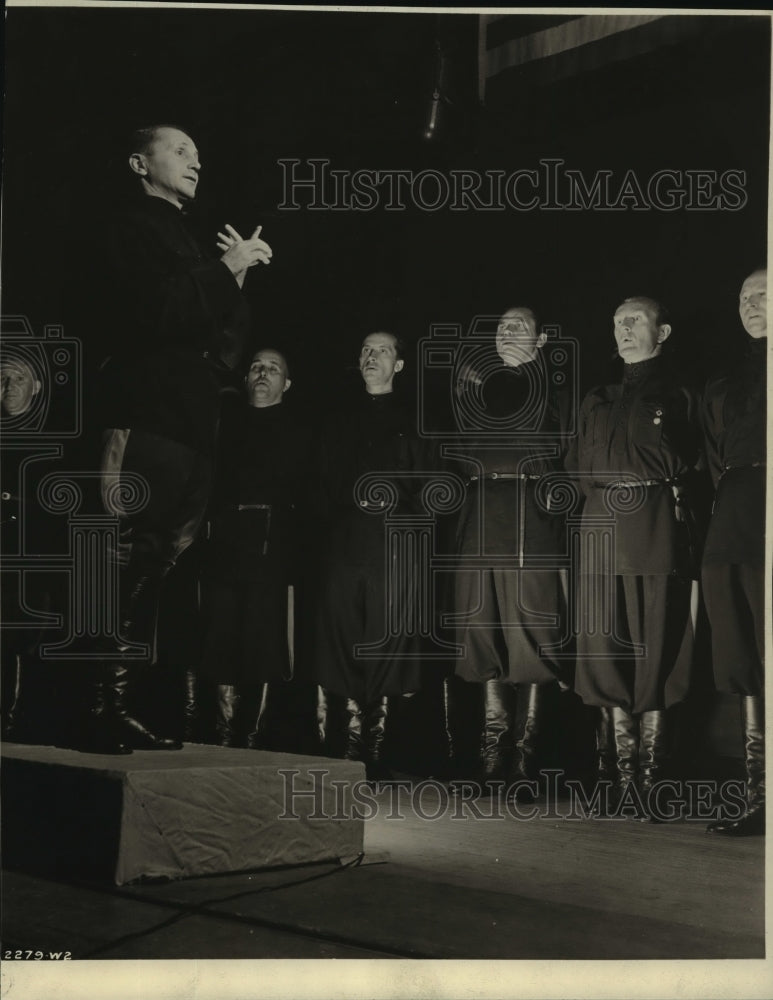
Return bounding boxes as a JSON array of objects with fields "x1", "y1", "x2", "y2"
[
  {"x1": 613, "y1": 298, "x2": 671, "y2": 364},
  {"x1": 495, "y1": 308, "x2": 544, "y2": 367},
  {"x1": 359, "y1": 332, "x2": 404, "y2": 394},
  {"x1": 1, "y1": 358, "x2": 41, "y2": 416},
  {"x1": 739, "y1": 269, "x2": 767, "y2": 338},
  {"x1": 129, "y1": 127, "x2": 200, "y2": 208}
]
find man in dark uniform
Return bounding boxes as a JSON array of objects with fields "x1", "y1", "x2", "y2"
[
  {"x1": 1, "y1": 355, "x2": 46, "y2": 740},
  {"x1": 314, "y1": 332, "x2": 426, "y2": 780},
  {"x1": 704, "y1": 268, "x2": 766, "y2": 836},
  {"x1": 84, "y1": 124, "x2": 273, "y2": 754},
  {"x1": 574, "y1": 297, "x2": 702, "y2": 815},
  {"x1": 451, "y1": 307, "x2": 573, "y2": 796},
  {"x1": 201, "y1": 347, "x2": 312, "y2": 748}
]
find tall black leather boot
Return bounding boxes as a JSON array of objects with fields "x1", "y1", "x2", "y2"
[
  {"x1": 364, "y1": 697, "x2": 391, "y2": 782},
  {"x1": 117, "y1": 572, "x2": 162, "y2": 656},
  {"x1": 608, "y1": 706, "x2": 640, "y2": 815},
  {"x1": 181, "y1": 668, "x2": 201, "y2": 743},
  {"x1": 442, "y1": 676, "x2": 457, "y2": 777},
  {"x1": 343, "y1": 697, "x2": 364, "y2": 762},
  {"x1": 512, "y1": 683, "x2": 542, "y2": 781},
  {"x1": 215, "y1": 684, "x2": 242, "y2": 748},
  {"x1": 509, "y1": 683, "x2": 543, "y2": 802},
  {"x1": 443, "y1": 676, "x2": 481, "y2": 782},
  {"x1": 316, "y1": 686, "x2": 329, "y2": 751},
  {"x1": 638, "y1": 710, "x2": 668, "y2": 793},
  {"x1": 596, "y1": 707, "x2": 616, "y2": 781},
  {"x1": 2, "y1": 653, "x2": 24, "y2": 741},
  {"x1": 111, "y1": 664, "x2": 183, "y2": 750},
  {"x1": 479, "y1": 679, "x2": 513, "y2": 790},
  {"x1": 246, "y1": 684, "x2": 270, "y2": 750},
  {"x1": 708, "y1": 694, "x2": 765, "y2": 836},
  {"x1": 638, "y1": 709, "x2": 668, "y2": 821},
  {"x1": 80, "y1": 663, "x2": 132, "y2": 755},
  {"x1": 81, "y1": 663, "x2": 182, "y2": 753}
]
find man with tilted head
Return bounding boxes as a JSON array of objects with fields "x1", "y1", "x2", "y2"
[{"x1": 450, "y1": 307, "x2": 574, "y2": 799}]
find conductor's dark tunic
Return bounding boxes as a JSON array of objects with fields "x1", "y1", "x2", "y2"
[
  {"x1": 98, "y1": 195, "x2": 248, "y2": 459},
  {"x1": 573, "y1": 355, "x2": 702, "y2": 713},
  {"x1": 452, "y1": 357, "x2": 574, "y2": 685},
  {"x1": 96, "y1": 195, "x2": 250, "y2": 583},
  {"x1": 314, "y1": 390, "x2": 427, "y2": 705},
  {"x1": 701, "y1": 336, "x2": 766, "y2": 695}
]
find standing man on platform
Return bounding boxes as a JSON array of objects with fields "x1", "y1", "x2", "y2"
[
  {"x1": 703, "y1": 268, "x2": 767, "y2": 836},
  {"x1": 451, "y1": 307, "x2": 574, "y2": 797},
  {"x1": 201, "y1": 347, "x2": 313, "y2": 749},
  {"x1": 573, "y1": 296, "x2": 702, "y2": 816},
  {"x1": 314, "y1": 332, "x2": 427, "y2": 780},
  {"x1": 83, "y1": 124, "x2": 274, "y2": 754}
]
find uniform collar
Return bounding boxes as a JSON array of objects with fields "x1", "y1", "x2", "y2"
[{"x1": 621, "y1": 355, "x2": 662, "y2": 385}]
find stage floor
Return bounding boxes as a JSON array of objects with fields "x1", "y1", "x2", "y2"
[{"x1": 1, "y1": 774, "x2": 764, "y2": 961}]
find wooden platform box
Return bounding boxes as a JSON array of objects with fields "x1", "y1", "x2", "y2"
[{"x1": 1, "y1": 743, "x2": 365, "y2": 885}]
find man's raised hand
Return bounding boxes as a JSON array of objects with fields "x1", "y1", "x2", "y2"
[{"x1": 219, "y1": 224, "x2": 273, "y2": 279}]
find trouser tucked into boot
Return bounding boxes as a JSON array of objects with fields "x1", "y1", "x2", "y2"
[{"x1": 708, "y1": 694, "x2": 765, "y2": 837}]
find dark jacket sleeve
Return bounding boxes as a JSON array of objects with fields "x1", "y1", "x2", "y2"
[{"x1": 106, "y1": 207, "x2": 247, "y2": 353}]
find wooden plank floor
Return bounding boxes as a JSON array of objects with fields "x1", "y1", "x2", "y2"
[{"x1": 1, "y1": 781, "x2": 764, "y2": 961}]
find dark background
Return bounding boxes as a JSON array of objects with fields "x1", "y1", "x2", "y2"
[{"x1": 2, "y1": 8, "x2": 770, "y2": 405}]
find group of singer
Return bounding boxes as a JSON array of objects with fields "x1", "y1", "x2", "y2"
[{"x1": 0, "y1": 125, "x2": 765, "y2": 837}]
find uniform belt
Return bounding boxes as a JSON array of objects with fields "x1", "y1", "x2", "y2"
[
  {"x1": 600, "y1": 478, "x2": 679, "y2": 489},
  {"x1": 469, "y1": 473, "x2": 542, "y2": 482},
  {"x1": 236, "y1": 503, "x2": 272, "y2": 554},
  {"x1": 721, "y1": 462, "x2": 765, "y2": 474}
]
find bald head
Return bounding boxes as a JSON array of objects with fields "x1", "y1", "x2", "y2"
[
  {"x1": 245, "y1": 348, "x2": 291, "y2": 407},
  {"x1": 739, "y1": 269, "x2": 767, "y2": 338}
]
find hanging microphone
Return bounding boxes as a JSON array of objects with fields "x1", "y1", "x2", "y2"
[
  {"x1": 424, "y1": 90, "x2": 441, "y2": 140},
  {"x1": 423, "y1": 33, "x2": 446, "y2": 142}
]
